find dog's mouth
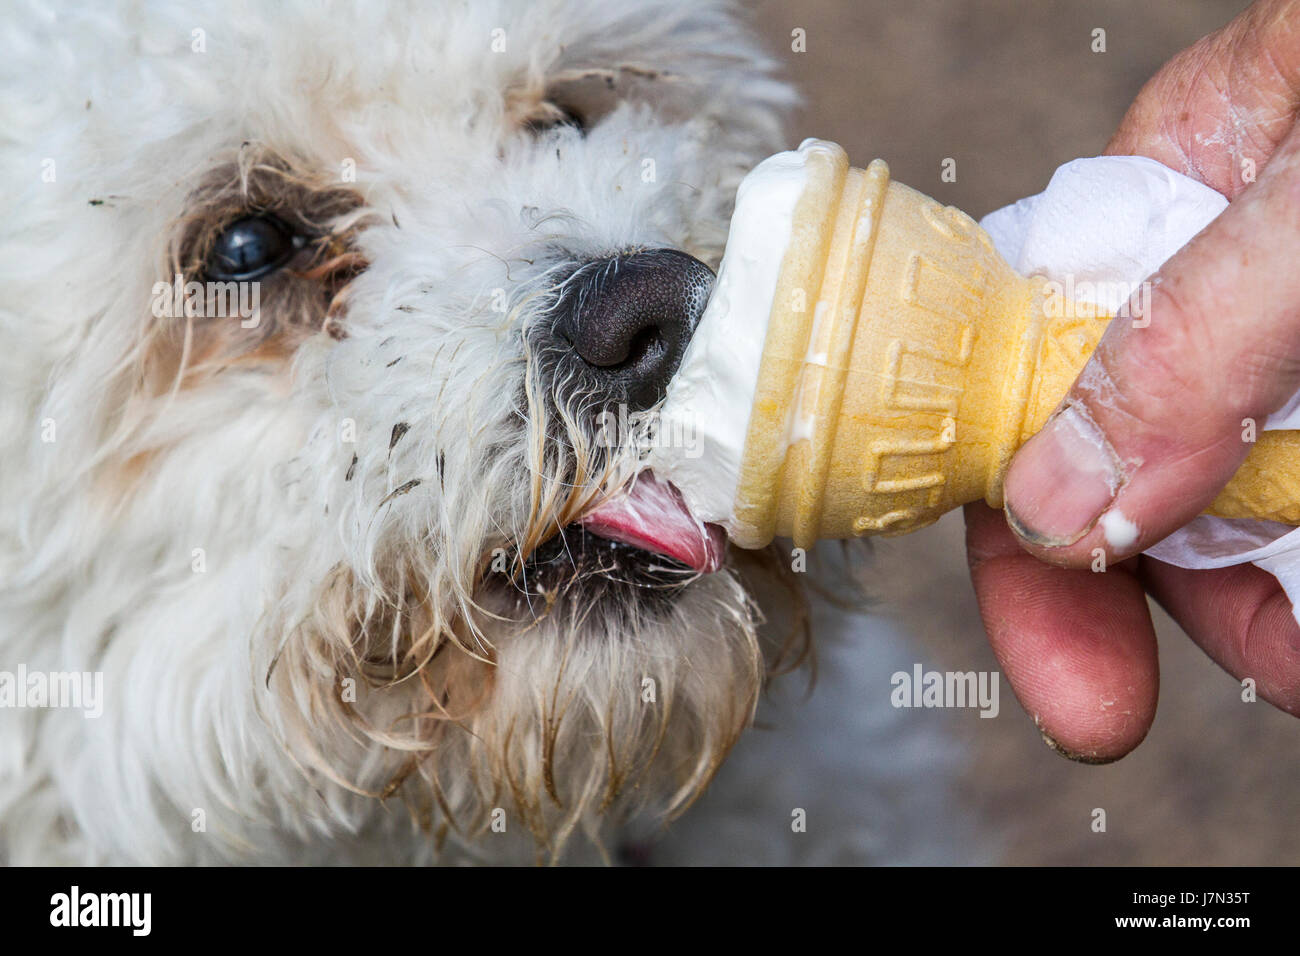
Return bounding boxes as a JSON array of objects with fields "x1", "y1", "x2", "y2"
[
  {"x1": 578, "y1": 471, "x2": 726, "y2": 574},
  {"x1": 514, "y1": 471, "x2": 725, "y2": 597}
]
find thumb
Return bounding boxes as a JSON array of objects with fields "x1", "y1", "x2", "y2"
[{"x1": 1003, "y1": 121, "x2": 1300, "y2": 565}]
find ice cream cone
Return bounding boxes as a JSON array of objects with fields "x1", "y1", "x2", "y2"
[{"x1": 728, "y1": 142, "x2": 1300, "y2": 550}]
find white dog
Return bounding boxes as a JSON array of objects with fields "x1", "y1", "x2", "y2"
[{"x1": 0, "y1": 0, "x2": 970, "y2": 865}]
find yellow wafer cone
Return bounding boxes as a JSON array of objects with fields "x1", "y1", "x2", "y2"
[{"x1": 729, "y1": 142, "x2": 1300, "y2": 550}]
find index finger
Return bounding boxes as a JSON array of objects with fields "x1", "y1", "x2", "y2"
[{"x1": 1106, "y1": 0, "x2": 1300, "y2": 197}]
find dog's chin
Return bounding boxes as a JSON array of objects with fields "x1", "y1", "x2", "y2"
[{"x1": 504, "y1": 524, "x2": 708, "y2": 615}]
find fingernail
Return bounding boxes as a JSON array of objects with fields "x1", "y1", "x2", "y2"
[
  {"x1": 1004, "y1": 404, "x2": 1121, "y2": 547},
  {"x1": 1040, "y1": 732, "x2": 1121, "y2": 766}
]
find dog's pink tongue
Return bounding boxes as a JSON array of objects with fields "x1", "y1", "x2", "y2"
[{"x1": 580, "y1": 472, "x2": 726, "y2": 573}]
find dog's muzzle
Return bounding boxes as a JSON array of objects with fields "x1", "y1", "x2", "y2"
[
  {"x1": 513, "y1": 247, "x2": 725, "y2": 592},
  {"x1": 549, "y1": 248, "x2": 713, "y2": 411}
]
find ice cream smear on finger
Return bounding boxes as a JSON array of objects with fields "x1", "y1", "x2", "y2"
[{"x1": 579, "y1": 140, "x2": 834, "y2": 572}]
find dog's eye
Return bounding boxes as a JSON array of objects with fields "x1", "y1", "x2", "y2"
[
  {"x1": 205, "y1": 215, "x2": 297, "y2": 280},
  {"x1": 525, "y1": 102, "x2": 587, "y2": 136}
]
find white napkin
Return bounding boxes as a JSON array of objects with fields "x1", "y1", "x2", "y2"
[{"x1": 980, "y1": 156, "x2": 1300, "y2": 625}]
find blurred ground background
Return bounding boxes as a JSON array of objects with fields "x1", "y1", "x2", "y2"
[{"x1": 726, "y1": 0, "x2": 1296, "y2": 865}]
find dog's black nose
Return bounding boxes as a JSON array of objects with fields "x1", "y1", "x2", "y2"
[{"x1": 551, "y1": 249, "x2": 713, "y2": 411}]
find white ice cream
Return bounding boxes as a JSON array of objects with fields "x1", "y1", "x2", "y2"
[{"x1": 648, "y1": 139, "x2": 833, "y2": 525}]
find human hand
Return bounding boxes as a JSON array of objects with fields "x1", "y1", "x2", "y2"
[{"x1": 966, "y1": 0, "x2": 1300, "y2": 762}]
